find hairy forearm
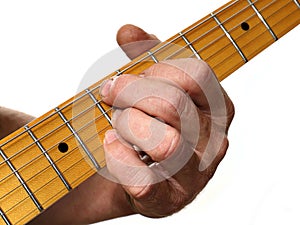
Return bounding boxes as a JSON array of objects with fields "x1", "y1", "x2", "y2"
[
  {"x1": 1, "y1": 107, "x2": 135, "y2": 225},
  {"x1": 0, "y1": 106, "x2": 35, "y2": 139}
]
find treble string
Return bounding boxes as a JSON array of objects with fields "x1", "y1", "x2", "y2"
[
  {"x1": 0, "y1": 0, "x2": 297, "y2": 220},
  {"x1": 0, "y1": 0, "x2": 291, "y2": 198},
  {"x1": 0, "y1": 0, "x2": 243, "y2": 153},
  {"x1": 10, "y1": 146, "x2": 104, "y2": 225},
  {"x1": 0, "y1": 94, "x2": 111, "y2": 168},
  {"x1": 195, "y1": 0, "x2": 296, "y2": 69},
  {"x1": 0, "y1": 0, "x2": 247, "y2": 178},
  {"x1": 164, "y1": 0, "x2": 274, "y2": 61},
  {"x1": 1, "y1": 127, "x2": 109, "y2": 213},
  {"x1": 0, "y1": 105, "x2": 113, "y2": 185}
]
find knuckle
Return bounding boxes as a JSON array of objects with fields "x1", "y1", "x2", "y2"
[
  {"x1": 156, "y1": 127, "x2": 181, "y2": 161},
  {"x1": 192, "y1": 59, "x2": 213, "y2": 84},
  {"x1": 167, "y1": 89, "x2": 187, "y2": 116}
]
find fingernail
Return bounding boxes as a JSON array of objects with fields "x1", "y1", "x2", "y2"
[
  {"x1": 104, "y1": 130, "x2": 118, "y2": 145},
  {"x1": 99, "y1": 79, "x2": 112, "y2": 97},
  {"x1": 111, "y1": 109, "x2": 122, "y2": 127}
]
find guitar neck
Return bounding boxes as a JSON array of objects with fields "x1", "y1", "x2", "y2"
[{"x1": 0, "y1": 0, "x2": 299, "y2": 224}]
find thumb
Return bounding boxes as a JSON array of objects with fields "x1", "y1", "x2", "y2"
[{"x1": 116, "y1": 24, "x2": 161, "y2": 59}]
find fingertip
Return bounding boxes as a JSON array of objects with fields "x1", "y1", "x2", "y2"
[
  {"x1": 116, "y1": 24, "x2": 158, "y2": 46},
  {"x1": 104, "y1": 129, "x2": 118, "y2": 145}
]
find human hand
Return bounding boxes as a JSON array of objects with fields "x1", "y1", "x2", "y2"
[{"x1": 101, "y1": 27, "x2": 234, "y2": 217}]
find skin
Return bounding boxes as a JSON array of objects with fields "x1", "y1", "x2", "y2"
[{"x1": 0, "y1": 24, "x2": 234, "y2": 225}]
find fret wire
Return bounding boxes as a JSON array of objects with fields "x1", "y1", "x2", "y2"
[
  {"x1": 5, "y1": 142, "x2": 105, "y2": 220},
  {"x1": 247, "y1": 0, "x2": 278, "y2": 41},
  {"x1": 200, "y1": 0, "x2": 289, "y2": 62},
  {"x1": 193, "y1": 0, "x2": 293, "y2": 72},
  {"x1": 179, "y1": 32, "x2": 202, "y2": 60},
  {"x1": 294, "y1": 0, "x2": 300, "y2": 8},
  {"x1": 115, "y1": 70, "x2": 122, "y2": 76},
  {"x1": 0, "y1": 121, "x2": 111, "y2": 205},
  {"x1": 24, "y1": 125, "x2": 72, "y2": 191},
  {"x1": 14, "y1": 162, "x2": 97, "y2": 225},
  {"x1": 0, "y1": 208, "x2": 11, "y2": 225},
  {"x1": 3, "y1": 1, "x2": 284, "y2": 185},
  {"x1": 0, "y1": 148, "x2": 43, "y2": 212},
  {"x1": 0, "y1": 0, "x2": 296, "y2": 223},
  {"x1": 55, "y1": 107, "x2": 101, "y2": 170},
  {"x1": 147, "y1": 51, "x2": 159, "y2": 63},
  {"x1": 168, "y1": 0, "x2": 278, "y2": 63},
  {"x1": 211, "y1": 12, "x2": 248, "y2": 63},
  {"x1": 85, "y1": 88, "x2": 112, "y2": 126},
  {"x1": 0, "y1": 1, "x2": 290, "y2": 188},
  {"x1": 0, "y1": 1, "x2": 258, "y2": 151},
  {"x1": 165, "y1": 1, "x2": 255, "y2": 61},
  {"x1": 0, "y1": 107, "x2": 113, "y2": 186},
  {"x1": 0, "y1": 97, "x2": 109, "y2": 169},
  {"x1": 0, "y1": 0, "x2": 287, "y2": 177}
]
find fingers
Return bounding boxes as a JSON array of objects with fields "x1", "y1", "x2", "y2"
[
  {"x1": 100, "y1": 74, "x2": 199, "y2": 131},
  {"x1": 111, "y1": 108, "x2": 182, "y2": 162},
  {"x1": 116, "y1": 24, "x2": 160, "y2": 59},
  {"x1": 103, "y1": 129, "x2": 192, "y2": 217}
]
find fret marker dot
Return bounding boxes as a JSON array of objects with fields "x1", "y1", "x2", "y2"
[
  {"x1": 58, "y1": 142, "x2": 69, "y2": 153},
  {"x1": 241, "y1": 22, "x2": 250, "y2": 31}
]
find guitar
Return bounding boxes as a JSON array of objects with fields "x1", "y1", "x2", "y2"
[{"x1": 0, "y1": 0, "x2": 299, "y2": 224}]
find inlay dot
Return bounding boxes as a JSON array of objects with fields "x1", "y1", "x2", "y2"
[
  {"x1": 241, "y1": 22, "x2": 250, "y2": 31},
  {"x1": 58, "y1": 142, "x2": 69, "y2": 153}
]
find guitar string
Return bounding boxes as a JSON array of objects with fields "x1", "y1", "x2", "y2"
[
  {"x1": 0, "y1": 0, "x2": 296, "y2": 218},
  {"x1": 164, "y1": 0, "x2": 280, "y2": 61},
  {"x1": 0, "y1": 123, "x2": 111, "y2": 207},
  {"x1": 0, "y1": 106, "x2": 112, "y2": 185},
  {"x1": 164, "y1": 0, "x2": 260, "y2": 60},
  {"x1": 0, "y1": 95, "x2": 111, "y2": 169},
  {"x1": 0, "y1": 0, "x2": 242, "y2": 150},
  {"x1": 1, "y1": 2, "x2": 298, "y2": 221},
  {"x1": 0, "y1": 0, "x2": 292, "y2": 197},
  {"x1": 0, "y1": 0, "x2": 290, "y2": 205},
  {"x1": 0, "y1": 0, "x2": 259, "y2": 167},
  {"x1": 4, "y1": 143, "x2": 105, "y2": 217},
  {"x1": 0, "y1": 0, "x2": 291, "y2": 172},
  {"x1": 193, "y1": 0, "x2": 298, "y2": 66}
]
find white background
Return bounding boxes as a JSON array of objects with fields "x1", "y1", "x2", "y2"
[{"x1": 0, "y1": 1, "x2": 299, "y2": 224}]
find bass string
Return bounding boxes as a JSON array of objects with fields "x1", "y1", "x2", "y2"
[
  {"x1": 0, "y1": 0, "x2": 258, "y2": 178},
  {"x1": 0, "y1": 96, "x2": 112, "y2": 168},
  {"x1": 0, "y1": 107, "x2": 112, "y2": 186},
  {"x1": 0, "y1": 0, "x2": 296, "y2": 218},
  {"x1": 0, "y1": 0, "x2": 290, "y2": 195},
  {"x1": 165, "y1": 0, "x2": 280, "y2": 62},
  {"x1": 0, "y1": 0, "x2": 247, "y2": 151},
  {"x1": 3, "y1": 139, "x2": 107, "y2": 215}
]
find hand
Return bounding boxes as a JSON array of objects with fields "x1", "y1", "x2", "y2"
[
  {"x1": 1, "y1": 24, "x2": 234, "y2": 224},
  {"x1": 100, "y1": 38, "x2": 234, "y2": 217}
]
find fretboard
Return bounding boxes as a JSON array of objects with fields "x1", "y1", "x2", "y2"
[{"x1": 0, "y1": 0, "x2": 299, "y2": 224}]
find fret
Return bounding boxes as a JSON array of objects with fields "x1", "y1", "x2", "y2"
[
  {"x1": 85, "y1": 88, "x2": 112, "y2": 126},
  {"x1": 211, "y1": 12, "x2": 248, "y2": 63},
  {"x1": 0, "y1": 208, "x2": 11, "y2": 225},
  {"x1": 179, "y1": 32, "x2": 202, "y2": 60},
  {"x1": 253, "y1": 0, "x2": 300, "y2": 38},
  {"x1": 294, "y1": 0, "x2": 300, "y2": 8},
  {"x1": 0, "y1": 1, "x2": 298, "y2": 224},
  {"x1": 0, "y1": 148, "x2": 43, "y2": 212},
  {"x1": 247, "y1": 0, "x2": 278, "y2": 41},
  {"x1": 147, "y1": 51, "x2": 159, "y2": 63},
  {"x1": 214, "y1": 0, "x2": 275, "y2": 62},
  {"x1": 24, "y1": 126, "x2": 72, "y2": 191},
  {"x1": 115, "y1": 70, "x2": 122, "y2": 76},
  {"x1": 55, "y1": 107, "x2": 101, "y2": 170}
]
